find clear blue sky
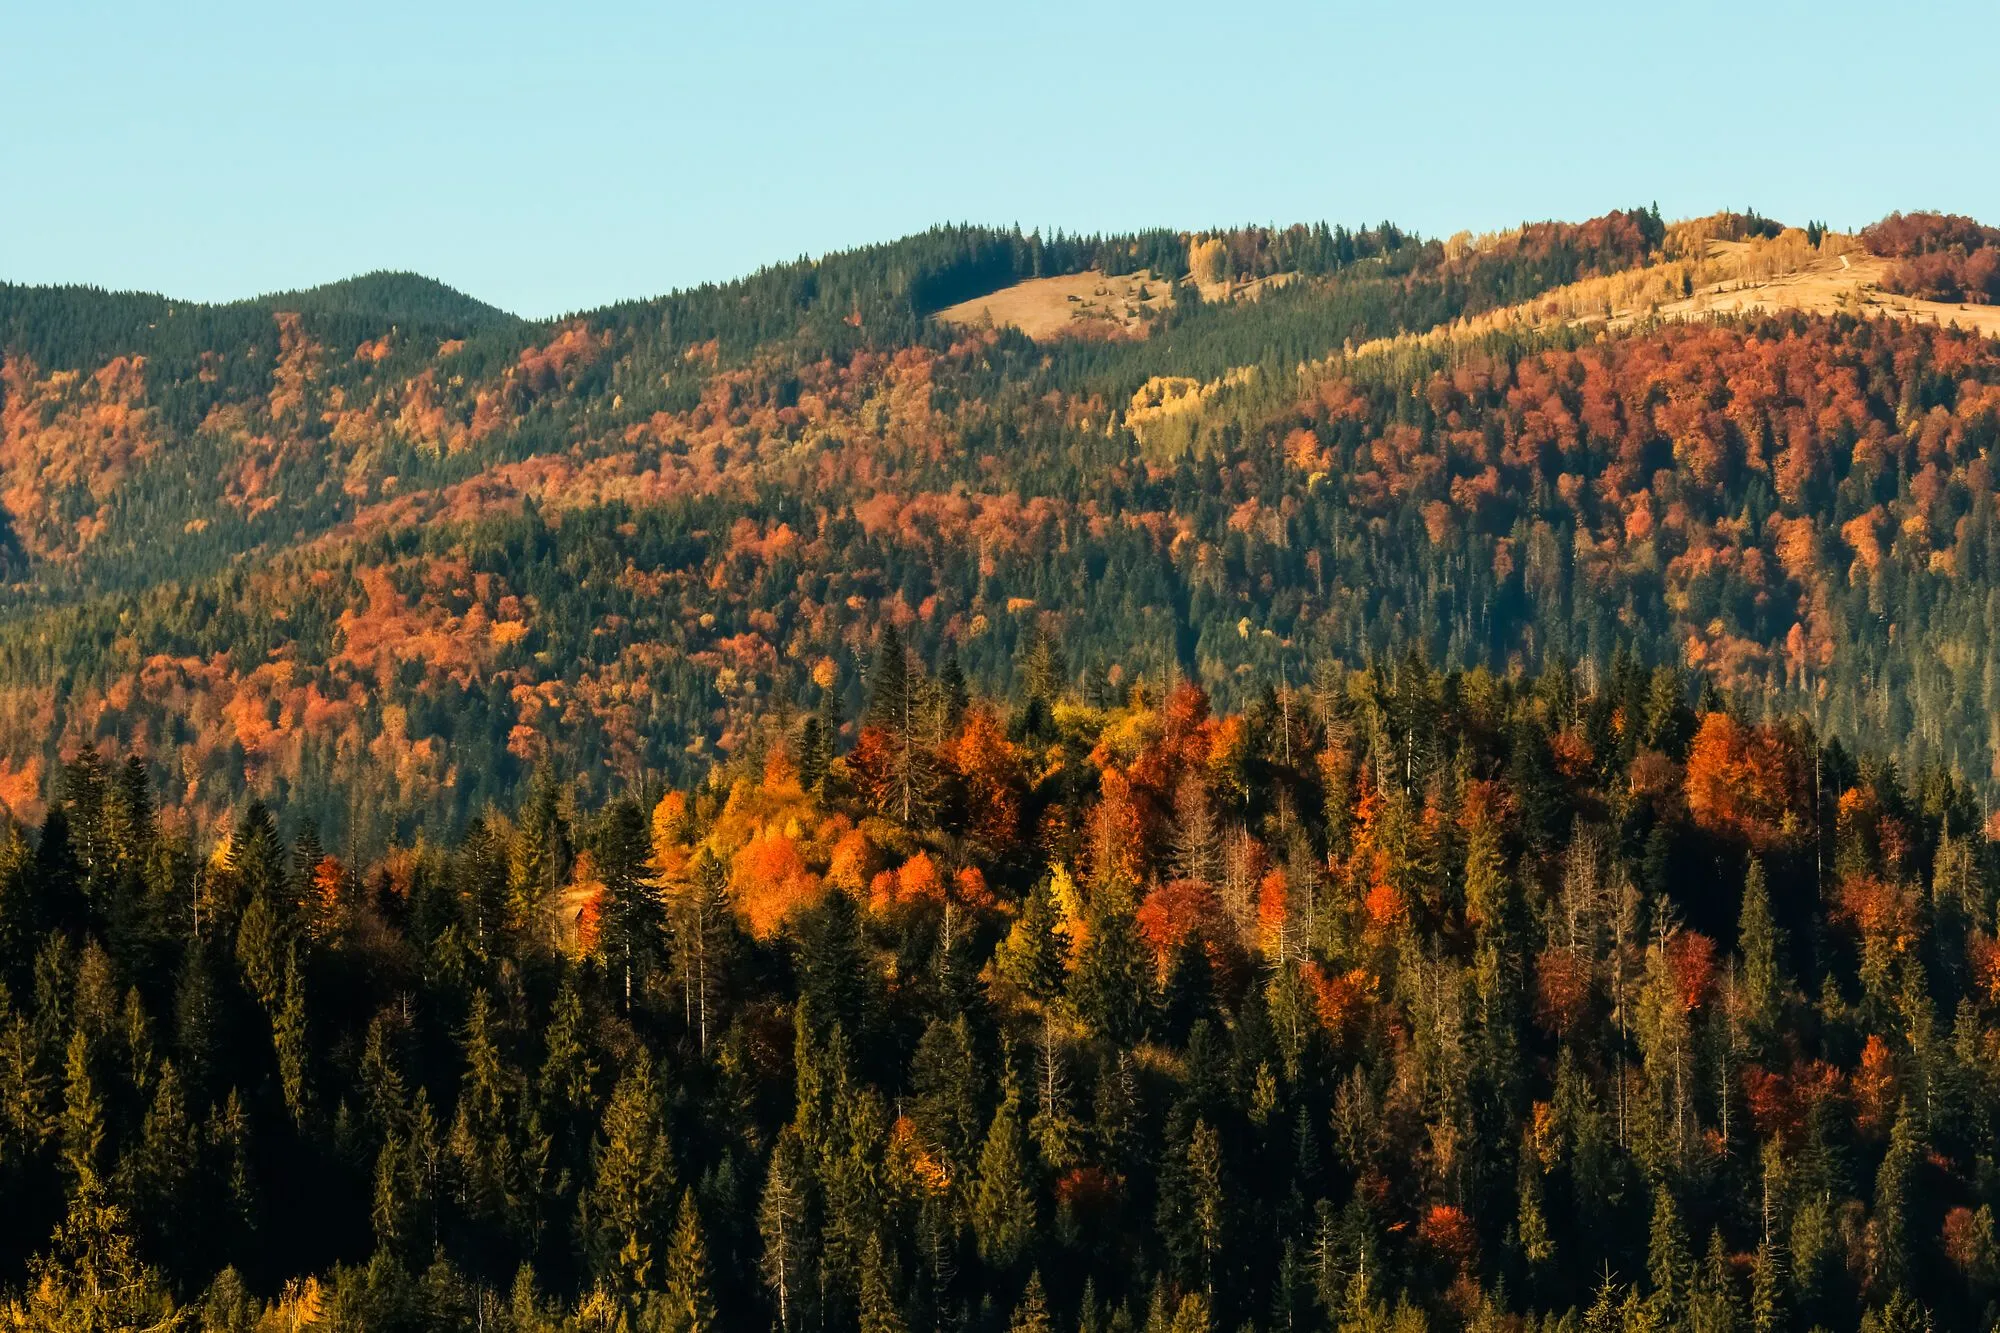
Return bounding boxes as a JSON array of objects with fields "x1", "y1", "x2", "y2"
[{"x1": 6, "y1": 1, "x2": 1996, "y2": 319}]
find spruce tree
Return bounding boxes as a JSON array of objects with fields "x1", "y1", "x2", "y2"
[
  {"x1": 1070, "y1": 882, "x2": 1150, "y2": 1047},
  {"x1": 662, "y1": 1190, "x2": 717, "y2": 1333},
  {"x1": 669, "y1": 850, "x2": 739, "y2": 1056},
  {"x1": 594, "y1": 797, "x2": 662, "y2": 1012},
  {"x1": 59, "y1": 1025, "x2": 103, "y2": 1188},
  {"x1": 1749, "y1": 1236, "x2": 1785, "y2": 1333},
  {"x1": 1648, "y1": 1179, "x2": 1692, "y2": 1327},
  {"x1": 1187, "y1": 1118, "x2": 1226, "y2": 1296},
  {"x1": 10, "y1": 1176, "x2": 180, "y2": 1329},
  {"x1": 911, "y1": 1014, "x2": 982, "y2": 1184},
  {"x1": 973, "y1": 1071, "x2": 1035, "y2": 1271},
  {"x1": 126, "y1": 1059, "x2": 192, "y2": 1257},
  {"x1": 1691, "y1": 1227, "x2": 1741, "y2": 1333},
  {"x1": 1870, "y1": 1099, "x2": 1920, "y2": 1303},
  {"x1": 995, "y1": 874, "x2": 1069, "y2": 1001},
  {"x1": 858, "y1": 1231, "x2": 907, "y2": 1333},
  {"x1": 1739, "y1": 857, "x2": 1783, "y2": 1043},
  {"x1": 0, "y1": 984, "x2": 50, "y2": 1160},
  {"x1": 1009, "y1": 1270, "x2": 1054, "y2": 1333},
  {"x1": 1516, "y1": 1143, "x2": 1554, "y2": 1271},
  {"x1": 758, "y1": 1127, "x2": 811, "y2": 1333},
  {"x1": 579, "y1": 1054, "x2": 674, "y2": 1290},
  {"x1": 273, "y1": 946, "x2": 310, "y2": 1124}
]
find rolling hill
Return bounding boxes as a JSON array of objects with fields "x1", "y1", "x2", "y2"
[
  {"x1": 7, "y1": 206, "x2": 2000, "y2": 1332},
  {"x1": 2, "y1": 208, "x2": 1999, "y2": 854}
]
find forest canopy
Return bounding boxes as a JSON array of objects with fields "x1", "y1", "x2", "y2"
[
  {"x1": 3, "y1": 204, "x2": 2000, "y2": 1328},
  {"x1": 0, "y1": 651, "x2": 1996, "y2": 1332}
]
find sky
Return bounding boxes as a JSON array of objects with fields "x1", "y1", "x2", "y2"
[{"x1": 6, "y1": 0, "x2": 1998, "y2": 319}]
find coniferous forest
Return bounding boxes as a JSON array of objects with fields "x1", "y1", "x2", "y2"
[{"x1": 4, "y1": 209, "x2": 2000, "y2": 1330}]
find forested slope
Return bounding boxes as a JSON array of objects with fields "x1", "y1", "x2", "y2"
[
  {"x1": 1, "y1": 655, "x2": 1997, "y2": 1331},
  {"x1": 4, "y1": 208, "x2": 2000, "y2": 855},
  {"x1": 4, "y1": 206, "x2": 2000, "y2": 1330}
]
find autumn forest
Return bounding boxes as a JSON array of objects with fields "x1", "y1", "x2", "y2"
[{"x1": 4, "y1": 207, "x2": 2000, "y2": 1331}]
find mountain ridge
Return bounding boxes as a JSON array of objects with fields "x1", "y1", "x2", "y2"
[{"x1": 1, "y1": 207, "x2": 1998, "y2": 856}]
